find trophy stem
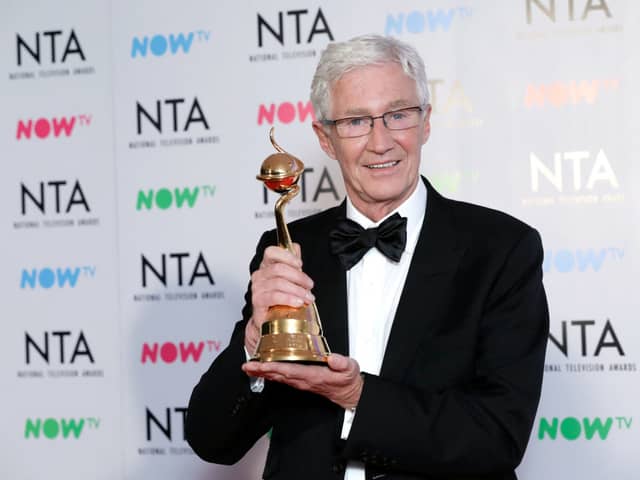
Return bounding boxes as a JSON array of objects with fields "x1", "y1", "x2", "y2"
[{"x1": 274, "y1": 184, "x2": 299, "y2": 254}]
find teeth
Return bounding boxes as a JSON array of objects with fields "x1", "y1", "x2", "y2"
[{"x1": 366, "y1": 161, "x2": 398, "y2": 169}]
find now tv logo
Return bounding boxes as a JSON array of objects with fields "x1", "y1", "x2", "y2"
[
  {"x1": 20, "y1": 266, "x2": 96, "y2": 289},
  {"x1": 141, "y1": 340, "x2": 221, "y2": 364},
  {"x1": 131, "y1": 30, "x2": 211, "y2": 58},
  {"x1": 136, "y1": 185, "x2": 215, "y2": 211},
  {"x1": 25, "y1": 417, "x2": 99, "y2": 439},
  {"x1": 385, "y1": 6, "x2": 472, "y2": 35},
  {"x1": 544, "y1": 248, "x2": 623, "y2": 273},
  {"x1": 538, "y1": 416, "x2": 631, "y2": 441},
  {"x1": 16, "y1": 115, "x2": 91, "y2": 140},
  {"x1": 524, "y1": 79, "x2": 619, "y2": 108},
  {"x1": 258, "y1": 101, "x2": 315, "y2": 125}
]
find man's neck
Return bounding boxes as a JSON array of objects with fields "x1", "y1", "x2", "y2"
[
  {"x1": 346, "y1": 178, "x2": 426, "y2": 228},
  {"x1": 347, "y1": 180, "x2": 421, "y2": 224}
]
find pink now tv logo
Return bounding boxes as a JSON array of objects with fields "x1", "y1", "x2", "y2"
[
  {"x1": 257, "y1": 101, "x2": 315, "y2": 125},
  {"x1": 141, "y1": 340, "x2": 221, "y2": 364},
  {"x1": 16, "y1": 115, "x2": 92, "y2": 140}
]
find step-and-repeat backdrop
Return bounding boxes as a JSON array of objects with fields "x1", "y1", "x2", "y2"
[{"x1": 2, "y1": 1, "x2": 638, "y2": 479}]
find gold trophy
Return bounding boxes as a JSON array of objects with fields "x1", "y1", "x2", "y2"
[{"x1": 253, "y1": 128, "x2": 331, "y2": 363}]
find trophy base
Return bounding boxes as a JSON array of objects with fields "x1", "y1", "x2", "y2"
[{"x1": 252, "y1": 332, "x2": 330, "y2": 364}]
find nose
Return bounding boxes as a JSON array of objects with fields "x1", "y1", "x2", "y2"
[{"x1": 367, "y1": 116, "x2": 394, "y2": 154}]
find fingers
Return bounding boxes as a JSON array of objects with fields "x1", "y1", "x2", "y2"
[
  {"x1": 251, "y1": 245, "x2": 315, "y2": 314},
  {"x1": 260, "y1": 245, "x2": 302, "y2": 269},
  {"x1": 244, "y1": 316, "x2": 261, "y2": 354},
  {"x1": 242, "y1": 358, "x2": 363, "y2": 409},
  {"x1": 246, "y1": 244, "x2": 313, "y2": 351},
  {"x1": 252, "y1": 274, "x2": 314, "y2": 306},
  {"x1": 243, "y1": 362, "x2": 326, "y2": 389},
  {"x1": 256, "y1": 268, "x2": 313, "y2": 297}
]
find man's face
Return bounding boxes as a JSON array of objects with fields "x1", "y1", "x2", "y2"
[{"x1": 313, "y1": 62, "x2": 431, "y2": 221}]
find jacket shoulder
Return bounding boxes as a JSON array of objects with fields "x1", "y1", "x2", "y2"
[
  {"x1": 442, "y1": 196, "x2": 540, "y2": 250},
  {"x1": 283, "y1": 203, "x2": 344, "y2": 243},
  {"x1": 255, "y1": 203, "x2": 343, "y2": 251},
  {"x1": 288, "y1": 203, "x2": 343, "y2": 229}
]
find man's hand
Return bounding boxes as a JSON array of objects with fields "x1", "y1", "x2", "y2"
[
  {"x1": 242, "y1": 354, "x2": 364, "y2": 410},
  {"x1": 245, "y1": 243, "x2": 315, "y2": 355}
]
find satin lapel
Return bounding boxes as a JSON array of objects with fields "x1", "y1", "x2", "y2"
[
  {"x1": 300, "y1": 202, "x2": 349, "y2": 357},
  {"x1": 380, "y1": 179, "x2": 467, "y2": 380}
]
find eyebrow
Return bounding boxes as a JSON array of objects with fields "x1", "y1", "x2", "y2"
[{"x1": 340, "y1": 100, "x2": 417, "y2": 117}]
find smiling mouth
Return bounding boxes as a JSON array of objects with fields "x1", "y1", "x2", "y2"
[{"x1": 365, "y1": 160, "x2": 400, "y2": 169}]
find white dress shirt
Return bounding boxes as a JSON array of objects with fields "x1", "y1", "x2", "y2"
[{"x1": 341, "y1": 180, "x2": 427, "y2": 480}]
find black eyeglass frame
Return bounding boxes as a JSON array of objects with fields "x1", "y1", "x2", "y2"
[{"x1": 320, "y1": 105, "x2": 426, "y2": 138}]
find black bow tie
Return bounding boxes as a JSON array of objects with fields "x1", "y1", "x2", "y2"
[{"x1": 329, "y1": 213, "x2": 407, "y2": 270}]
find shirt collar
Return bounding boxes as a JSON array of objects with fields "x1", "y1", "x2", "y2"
[{"x1": 346, "y1": 179, "x2": 427, "y2": 255}]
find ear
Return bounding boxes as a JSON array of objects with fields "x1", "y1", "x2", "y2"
[
  {"x1": 421, "y1": 104, "x2": 432, "y2": 145},
  {"x1": 312, "y1": 121, "x2": 337, "y2": 160}
]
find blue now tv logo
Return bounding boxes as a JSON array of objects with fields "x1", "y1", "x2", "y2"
[
  {"x1": 20, "y1": 266, "x2": 96, "y2": 289},
  {"x1": 385, "y1": 6, "x2": 472, "y2": 35},
  {"x1": 131, "y1": 30, "x2": 211, "y2": 58},
  {"x1": 543, "y1": 248, "x2": 623, "y2": 273}
]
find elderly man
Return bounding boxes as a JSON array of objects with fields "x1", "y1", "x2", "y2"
[{"x1": 186, "y1": 34, "x2": 548, "y2": 480}]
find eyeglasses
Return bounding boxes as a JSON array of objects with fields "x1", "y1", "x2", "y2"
[{"x1": 321, "y1": 106, "x2": 425, "y2": 138}]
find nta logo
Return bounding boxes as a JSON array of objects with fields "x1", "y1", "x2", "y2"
[
  {"x1": 21, "y1": 180, "x2": 90, "y2": 215},
  {"x1": 549, "y1": 319, "x2": 624, "y2": 357},
  {"x1": 136, "y1": 185, "x2": 215, "y2": 211},
  {"x1": 131, "y1": 30, "x2": 211, "y2": 58},
  {"x1": 141, "y1": 340, "x2": 221, "y2": 364},
  {"x1": 25, "y1": 330, "x2": 94, "y2": 365},
  {"x1": 257, "y1": 8, "x2": 333, "y2": 47},
  {"x1": 146, "y1": 407, "x2": 186, "y2": 441},
  {"x1": 25, "y1": 417, "x2": 99, "y2": 439},
  {"x1": 526, "y1": 0, "x2": 612, "y2": 24},
  {"x1": 136, "y1": 97, "x2": 209, "y2": 135},
  {"x1": 385, "y1": 7, "x2": 472, "y2": 35},
  {"x1": 20, "y1": 266, "x2": 96, "y2": 289},
  {"x1": 261, "y1": 166, "x2": 339, "y2": 204},
  {"x1": 538, "y1": 416, "x2": 631, "y2": 440},
  {"x1": 16, "y1": 115, "x2": 91, "y2": 140},
  {"x1": 530, "y1": 149, "x2": 618, "y2": 192},
  {"x1": 428, "y1": 79, "x2": 473, "y2": 115},
  {"x1": 257, "y1": 101, "x2": 315, "y2": 125},
  {"x1": 16, "y1": 29, "x2": 85, "y2": 66},
  {"x1": 141, "y1": 252, "x2": 214, "y2": 287}
]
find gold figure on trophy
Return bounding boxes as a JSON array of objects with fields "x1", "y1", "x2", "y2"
[{"x1": 253, "y1": 128, "x2": 331, "y2": 363}]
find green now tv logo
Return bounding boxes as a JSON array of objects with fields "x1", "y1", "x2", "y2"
[
  {"x1": 428, "y1": 170, "x2": 479, "y2": 195},
  {"x1": 24, "y1": 417, "x2": 100, "y2": 439},
  {"x1": 136, "y1": 185, "x2": 215, "y2": 210},
  {"x1": 538, "y1": 416, "x2": 632, "y2": 440}
]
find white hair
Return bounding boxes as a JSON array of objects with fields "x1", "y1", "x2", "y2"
[{"x1": 310, "y1": 34, "x2": 430, "y2": 120}]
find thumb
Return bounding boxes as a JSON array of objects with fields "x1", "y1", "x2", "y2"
[{"x1": 327, "y1": 353, "x2": 350, "y2": 372}]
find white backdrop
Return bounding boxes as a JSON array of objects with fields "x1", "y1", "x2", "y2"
[{"x1": 1, "y1": 1, "x2": 638, "y2": 479}]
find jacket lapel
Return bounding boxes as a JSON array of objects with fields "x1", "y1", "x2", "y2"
[
  {"x1": 301, "y1": 202, "x2": 349, "y2": 357},
  {"x1": 380, "y1": 179, "x2": 467, "y2": 380}
]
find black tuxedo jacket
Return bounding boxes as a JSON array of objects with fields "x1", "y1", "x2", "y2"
[{"x1": 186, "y1": 178, "x2": 549, "y2": 480}]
